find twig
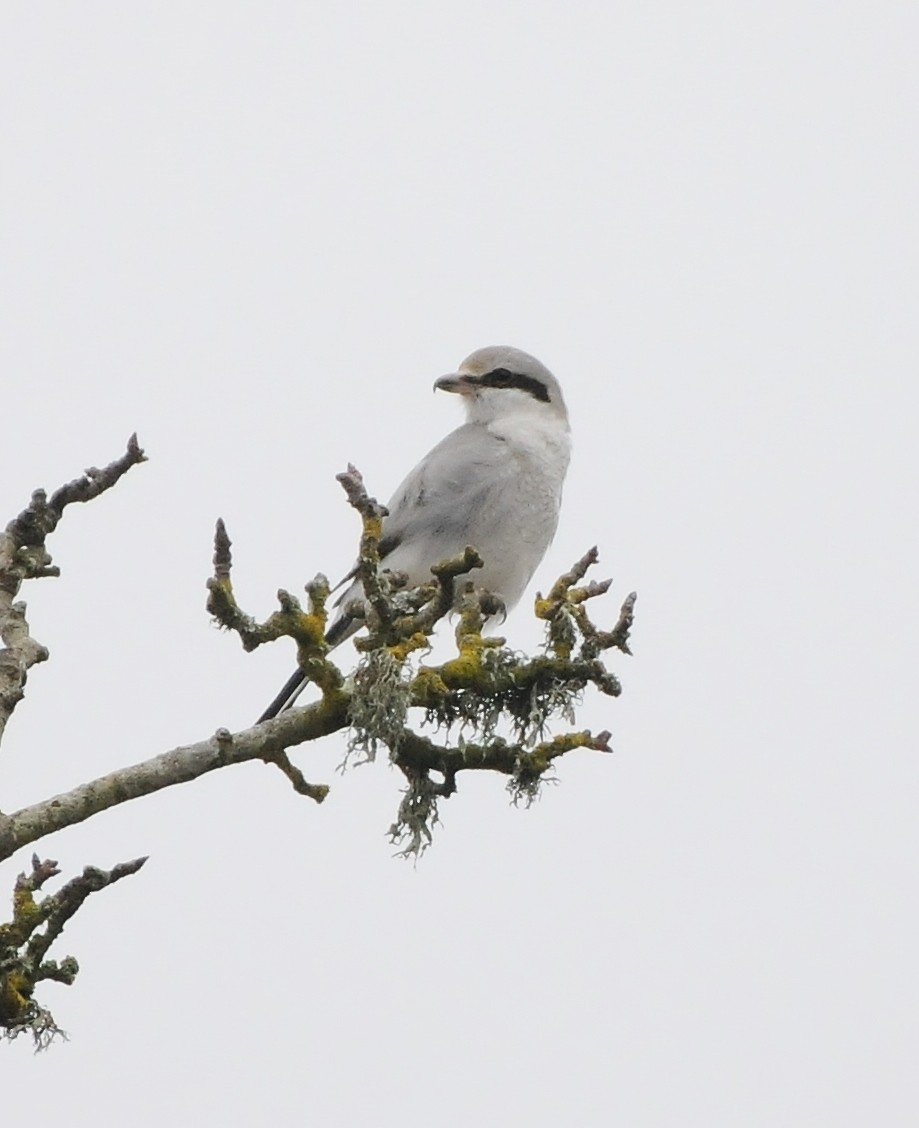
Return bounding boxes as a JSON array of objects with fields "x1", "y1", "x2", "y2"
[
  {"x1": 1, "y1": 853, "x2": 147, "y2": 1046},
  {"x1": 206, "y1": 519, "x2": 342, "y2": 695},
  {"x1": 0, "y1": 435, "x2": 146, "y2": 745},
  {"x1": 0, "y1": 705, "x2": 347, "y2": 864},
  {"x1": 4, "y1": 433, "x2": 146, "y2": 552}
]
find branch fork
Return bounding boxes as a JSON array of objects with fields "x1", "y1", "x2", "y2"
[{"x1": 1, "y1": 442, "x2": 637, "y2": 1038}]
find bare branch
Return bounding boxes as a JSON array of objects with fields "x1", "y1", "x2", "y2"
[
  {"x1": 1, "y1": 853, "x2": 146, "y2": 1047},
  {"x1": 0, "y1": 435, "x2": 146, "y2": 745},
  {"x1": 0, "y1": 701, "x2": 347, "y2": 864},
  {"x1": 596, "y1": 590, "x2": 638, "y2": 656},
  {"x1": 5, "y1": 433, "x2": 146, "y2": 552},
  {"x1": 24, "y1": 855, "x2": 148, "y2": 969},
  {"x1": 0, "y1": 603, "x2": 49, "y2": 748}
]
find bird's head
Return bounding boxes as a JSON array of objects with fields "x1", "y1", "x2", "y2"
[{"x1": 435, "y1": 346, "x2": 568, "y2": 427}]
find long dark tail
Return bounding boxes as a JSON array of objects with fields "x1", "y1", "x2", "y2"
[{"x1": 256, "y1": 668, "x2": 308, "y2": 723}]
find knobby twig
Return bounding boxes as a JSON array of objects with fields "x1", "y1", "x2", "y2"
[
  {"x1": 338, "y1": 464, "x2": 486, "y2": 656},
  {"x1": 1, "y1": 853, "x2": 147, "y2": 1047},
  {"x1": 0, "y1": 434, "x2": 146, "y2": 747}
]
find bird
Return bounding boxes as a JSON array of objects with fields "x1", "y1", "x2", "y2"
[{"x1": 257, "y1": 345, "x2": 571, "y2": 722}]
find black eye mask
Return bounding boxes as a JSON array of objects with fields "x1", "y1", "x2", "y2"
[{"x1": 476, "y1": 368, "x2": 550, "y2": 403}]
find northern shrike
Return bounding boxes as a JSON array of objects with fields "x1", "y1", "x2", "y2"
[{"x1": 258, "y1": 345, "x2": 571, "y2": 722}]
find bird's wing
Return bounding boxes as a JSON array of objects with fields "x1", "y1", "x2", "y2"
[
  {"x1": 328, "y1": 530, "x2": 403, "y2": 595},
  {"x1": 259, "y1": 426, "x2": 510, "y2": 720},
  {"x1": 329, "y1": 422, "x2": 511, "y2": 594},
  {"x1": 376, "y1": 422, "x2": 512, "y2": 558}
]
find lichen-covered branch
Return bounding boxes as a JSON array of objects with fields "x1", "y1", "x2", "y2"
[
  {"x1": 0, "y1": 434, "x2": 146, "y2": 747},
  {"x1": 336, "y1": 463, "x2": 393, "y2": 631},
  {"x1": 336, "y1": 464, "x2": 486, "y2": 656},
  {"x1": 0, "y1": 480, "x2": 631, "y2": 866},
  {"x1": 388, "y1": 726, "x2": 613, "y2": 856},
  {"x1": 206, "y1": 518, "x2": 343, "y2": 697},
  {"x1": 319, "y1": 480, "x2": 637, "y2": 856},
  {"x1": 205, "y1": 469, "x2": 635, "y2": 858},
  {"x1": 535, "y1": 545, "x2": 636, "y2": 660},
  {"x1": 1, "y1": 445, "x2": 636, "y2": 1041},
  {"x1": 0, "y1": 853, "x2": 146, "y2": 1047}
]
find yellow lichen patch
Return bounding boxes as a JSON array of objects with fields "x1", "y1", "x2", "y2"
[
  {"x1": 0, "y1": 969, "x2": 33, "y2": 1026},
  {"x1": 534, "y1": 597, "x2": 554, "y2": 621},
  {"x1": 212, "y1": 574, "x2": 234, "y2": 596},
  {"x1": 205, "y1": 574, "x2": 236, "y2": 620},
  {"x1": 294, "y1": 611, "x2": 326, "y2": 647},
  {"x1": 364, "y1": 514, "x2": 384, "y2": 543},
  {"x1": 8, "y1": 886, "x2": 42, "y2": 945},
  {"x1": 311, "y1": 687, "x2": 350, "y2": 732},
  {"x1": 410, "y1": 666, "x2": 449, "y2": 706},
  {"x1": 388, "y1": 632, "x2": 429, "y2": 664},
  {"x1": 438, "y1": 653, "x2": 489, "y2": 687}
]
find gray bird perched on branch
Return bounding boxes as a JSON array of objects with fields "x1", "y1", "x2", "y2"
[{"x1": 258, "y1": 345, "x2": 571, "y2": 722}]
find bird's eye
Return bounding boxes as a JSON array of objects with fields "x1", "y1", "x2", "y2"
[
  {"x1": 479, "y1": 366, "x2": 551, "y2": 402},
  {"x1": 487, "y1": 368, "x2": 513, "y2": 386}
]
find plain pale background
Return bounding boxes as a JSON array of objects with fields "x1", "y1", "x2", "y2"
[{"x1": 1, "y1": 3, "x2": 916, "y2": 1124}]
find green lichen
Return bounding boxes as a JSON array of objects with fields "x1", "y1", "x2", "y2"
[
  {"x1": 388, "y1": 770, "x2": 442, "y2": 859},
  {"x1": 346, "y1": 648, "x2": 412, "y2": 765}
]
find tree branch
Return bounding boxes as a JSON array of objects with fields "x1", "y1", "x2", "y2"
[
  {"x1": 0, "y1": 700, "x2": 346, "y2": 864},
  {"x1": 0, "y1": 434, "x2": 146, "y2": 746},
  {"x1": 1, "y1": 853, "x2": 147, "y2": 1047},
  {"x1": 1, "y1": 454, "x2": 634, "y2": 865},
  {"x1": 206, "y1": 518, "x2": 343, "y2": 696},
  {"x1": 1, "y1": 446, "x2": 637, "y2": 1038}
]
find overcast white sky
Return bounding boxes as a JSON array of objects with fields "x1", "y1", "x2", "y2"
[{"x1": 1, "y1": 3, "x2": 916, "y2": 1123}]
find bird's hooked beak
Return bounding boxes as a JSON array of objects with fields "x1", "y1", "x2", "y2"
[{"x1": 434, "y1": 372, "x2": 478, "y2": 396}]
